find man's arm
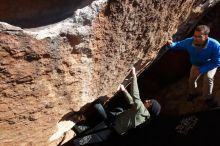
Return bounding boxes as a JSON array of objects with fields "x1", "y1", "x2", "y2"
[
  {"x1": 119, "y1": 67, "x2": 145, "y2": 110},
  {"x1": 130, "y1": 67, "x2": 141, "y2": 101},
  {"x1": 119, "y1": 84, "x2": 134, "y2": 105},
  {"x1": 119, "y1": 67, "x2": 142, "y2": 106},
  {"x1": 130, "y1": 67, "x2": 145, "y2": 111},
  {"x1": 199, "y1": 46, "x2": 220, "y2": 74},
  {"x1": 167, "y1": 38, "x2": 191, "y2": 50}
]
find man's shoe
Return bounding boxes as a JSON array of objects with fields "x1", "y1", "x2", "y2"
[
  {"x1": 187, "y1": 93, "x2": 199, "y2": 101},
  {"x1": 49, "y1": 120, "x2": 75, "y2": 141},
  {"x1": 72, "y1": 124, "x2": 90, "y2": 134}
]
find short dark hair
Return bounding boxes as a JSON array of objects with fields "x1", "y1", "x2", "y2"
[
  {"x1": 195, "y1": 25, "x2": 210, "y2": 35},
  {"x1": 149, "y1": 99, "x2": 161, "y2": 117}
]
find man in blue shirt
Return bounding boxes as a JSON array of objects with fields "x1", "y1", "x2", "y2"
[{"x1": 167, "y1": 25, "x2": 220, "y2": 102}]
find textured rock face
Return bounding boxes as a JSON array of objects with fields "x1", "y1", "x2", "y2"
[{"x1": 0, "y1": 0, "x2": 219, "y2": 145}]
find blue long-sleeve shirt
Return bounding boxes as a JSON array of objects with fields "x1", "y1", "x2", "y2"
[{"x1": 169, "y1": 37, "x2": 220, "y2": 74}]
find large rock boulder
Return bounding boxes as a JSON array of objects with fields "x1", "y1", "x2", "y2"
[{"x1": 0, "y1": 0, "x2": 219, "y2": 145}]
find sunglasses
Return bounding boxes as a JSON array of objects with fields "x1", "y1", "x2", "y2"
[{"x1": 193, "y1": 34, "x2": 204, "y2": 39}]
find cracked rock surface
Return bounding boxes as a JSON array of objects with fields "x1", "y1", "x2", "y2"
[{"x1": 0, "y1": 0, "x2": 219, "y2": 145}]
